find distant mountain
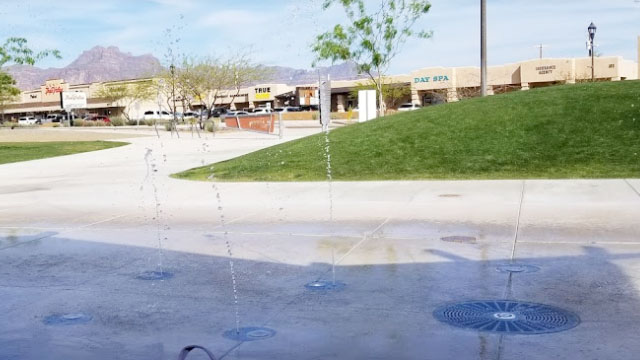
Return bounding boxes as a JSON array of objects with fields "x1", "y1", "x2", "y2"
[
  {"x1": 5, "y1": 46, "x2": 163, "y2": 91},
  {"x1": 266, "y1": 62, "x2": 367, "y2": 85},
  {"x1": 3, "y1": 45, "x2": 365, "y2": 91}
]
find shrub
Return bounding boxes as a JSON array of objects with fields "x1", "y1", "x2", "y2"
[
  {"x1": 110, "y1": 117, "x2": 126, "y2": 126},
  {"x1": 281, "y1": 112, "x2": 315, "y2": 120}
]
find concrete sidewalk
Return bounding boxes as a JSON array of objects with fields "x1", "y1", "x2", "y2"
[{"x1": 1, "y1": 128, "x2": 640, "y2": 359}]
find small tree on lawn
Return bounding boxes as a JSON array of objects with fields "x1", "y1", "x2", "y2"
[
  {"x1": 94, "y1": 81, "x2": 154, "y2": 122},
  {"x1": 180, "y1": 54, "x2": 269, "y2": 129},
  {"x1": 0, "y1": 38, "x2": 61, "y2": 122},
  {"x1": 0, "y1": 71, "x2": 20, "y2": 123},
  {"x1": 312, "y1": 0, "x2": 432, "y2": 116},
  {"x1": 350, "y1": 77, "x2": 411, "y2": 111},
  {"x1": 150, "y1": 67, "x2": 182, "y2": 135},
  {"x1": 226, "y1": 54, "x2": 270, "y2": 107}
]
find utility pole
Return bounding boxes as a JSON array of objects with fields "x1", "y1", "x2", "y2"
[
  {"x1": 170, "y1": 64, "x2": 179, "y2": 137},
  {"x1": 536, "y1": 44, "x2": 547, "y2": 59},
  {"x1": 480, "y1": 0, "x2": 487, "y2": 97}
]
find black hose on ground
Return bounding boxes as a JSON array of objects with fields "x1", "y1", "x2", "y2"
[{"x1": 177, "y1": 345, "x2": 217, "y2": 360}]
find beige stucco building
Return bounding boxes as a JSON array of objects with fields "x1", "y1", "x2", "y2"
[
  {"x1": 328, "y1": 55, "x2": 638, "y2": 110},
  {"x1": 2, "y1": 47, "x2": 638, "y2": 120}
]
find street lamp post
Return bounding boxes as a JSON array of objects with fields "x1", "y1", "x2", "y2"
[
  {"x1": 480, "y1": 0, "x2": 487, "y2": 97},
  {"x1": 588, "y1": 22, "x2": 597, "y2": 82}
]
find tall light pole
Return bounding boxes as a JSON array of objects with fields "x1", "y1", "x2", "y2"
[
  {"x1": 170, "y1": 64, "x2": 178, "y2": 136},
  {"x1": 480, "y1": 0, "x2": 487, "y2": 97},
  {"x1": 588, "y1": 22, "x2": 597, "y2": 82}
]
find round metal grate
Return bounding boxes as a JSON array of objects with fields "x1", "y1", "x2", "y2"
[
  {"x1": 135, "y1": 271, "x2": 174, "y2": 281},
  {"x1": 496, "y1": 264, "x2": 540, "y2": 274},
  {"x1": 305, "y1": 280, "x2": 346, "y2": 291},
  {"x1": 433, "y1": 300, "x2": 579, "y2": 334},
  {"x1": 43, "y1": 313, "x2": 92, "y2": 326},
  {"x1": 223, "y1": 327, "x2": 276, "y2": 342}
]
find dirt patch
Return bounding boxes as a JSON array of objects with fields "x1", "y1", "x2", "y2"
[{"x1": 0, "y1": 128, "x2": 149, "y2": 142}]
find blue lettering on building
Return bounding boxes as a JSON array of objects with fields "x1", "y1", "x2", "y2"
[{"x1": 414, "y1": 75, "x2": 449, "y2": 83}]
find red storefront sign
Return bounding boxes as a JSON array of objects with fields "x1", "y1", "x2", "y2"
[{"x1": 45, "y1": 86, "x2": 63, "y2": 95}]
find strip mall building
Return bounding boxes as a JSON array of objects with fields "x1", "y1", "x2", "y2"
[{"x1": 3, "y1": 48, "x2": 639, "y2": 120}]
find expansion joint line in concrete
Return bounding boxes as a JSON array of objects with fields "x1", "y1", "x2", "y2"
[
  {"x1": 496, "y1": 335, "x2": 505, "y2": 360},
  {"x1": 503, "y1": 181, "x2": 526, "y2": 300},
  {"x1": 510, "y1": 180, "x2": 526, "y2": 263},
  {"x1": 336, "y1": 217, "x2": 390, "y2": 266},
  {"x1": 0, "y1": 214, "x2": 128, "y2": 251},
  {"x1": 624, "y1": 179, "x2": 640, "y2": 198},
  {"x1": 497, "y1": 181, "x2": 527, "y2": 360},
  {"x1": 237, "y1": 217, "x2": 393, "y2": 356}
]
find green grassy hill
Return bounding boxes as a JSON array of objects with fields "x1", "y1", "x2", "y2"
[
  {"x1": 174, "y1": 81, "x2": 640, "y2": 181},
  {"x1": 0, "y1": 141, "x2": 128, "y2": 165}
]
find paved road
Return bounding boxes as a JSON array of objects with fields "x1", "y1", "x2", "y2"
[{"x1": 1, "y1": 127, "x2": 640, "y2": 359}]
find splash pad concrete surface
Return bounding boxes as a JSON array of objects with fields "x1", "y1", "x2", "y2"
[{"x1": 2, "y1": 127, "x2": 640, "y2": 360}]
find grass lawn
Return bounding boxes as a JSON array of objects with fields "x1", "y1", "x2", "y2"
[
  {"x1": 174, "y1": 81, "x2": 640, "y2": 181},
  {"x1": 0, "y1": 141, "x2": 128, "y2": 165}
]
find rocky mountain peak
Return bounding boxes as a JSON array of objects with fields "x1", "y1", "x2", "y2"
[{"x1": 4, "y1": 45, "x2": 365, "y2": 91}]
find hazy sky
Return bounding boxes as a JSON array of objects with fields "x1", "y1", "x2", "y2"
[{"x1": 1, "y1": 0, "x2": 638, "y2": 74}]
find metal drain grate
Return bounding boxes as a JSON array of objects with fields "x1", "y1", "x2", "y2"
[
  {"x1": 43, "y1": 313, "x2": 92, "y2": 326},
  {"x1": 136, "y1": 271, "x2": 174, "y2": 281},
  {"x1": 496, "y1": 264, "x2": 540, "y2": 274},
  {"x1": 305, "y1": 280, "x2": 346, "y2": 291},
  {"x1": 433, "y1": 300, "x2": 579, "y2": 334},
  {"x1": 441, "y1": 236, "x2": 477, "y2": 244},
  {"x1": 223, "y1": 327, "x2": 276, "y2": 342}
]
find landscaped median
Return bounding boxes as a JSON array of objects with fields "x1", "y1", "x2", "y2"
[
  {"x1": 173, "y1": 81, "x2": 640, "y2": 182},
  {"x1": 0, "y1": 141, "x2": 128, "y2": 165}
]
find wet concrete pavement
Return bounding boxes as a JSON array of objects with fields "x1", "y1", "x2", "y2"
[{"x1": 1, "y1": 127, "x2": 640, "y2": 359}]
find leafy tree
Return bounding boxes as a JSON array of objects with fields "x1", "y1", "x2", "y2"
[
  {"x1": 0, "y1": 38, "x2": 61, "y2": 123},
  {"x1": 350, "y1": 77, "x2": 411, "y2": 110},
  {"x1": 312, "y1": 0, "x2": 432, "y2": 116},
  {"x1": 179, "y1": 54, "x2": 269, "y2": 128},
  {"x1": 0, "y1": 37, "x2": 60, "y2": 67},
  {"x1": 94, "y1": 81, "x2": 154, "y2": 122},
  {"x1": 94, "y1": 84, "x2": 129, "y2": 106},
  {"x1": 0, "y1": 71, "x2": 20, "y2": 123},
  {"x1": 226, "y1": 54, "x2": 270, "y2": 108}
]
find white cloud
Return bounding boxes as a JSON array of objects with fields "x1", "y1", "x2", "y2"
[
  {"x1": 198, "y1": 9, "x2": 273, "y2": 28},
  {"x1": 2, "y1": 0, "x2": 638, "y2": 73}
]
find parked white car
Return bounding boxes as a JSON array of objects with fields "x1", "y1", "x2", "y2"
[
  {"x1": 143, "y1": 110, "x2": 173, "y2": 121},
  {"x1": 226, "y1": 111, "x2": 249, "y2": 117},
  {"x1": 18, "y1": 116, "x2": 41, "y2": 125},
  {"x1": 398, "y1": 103, "x2": 422, "y2": 112},
  {"x1": 252, "y1": 108, "x2": 272, "y2": 115}
]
